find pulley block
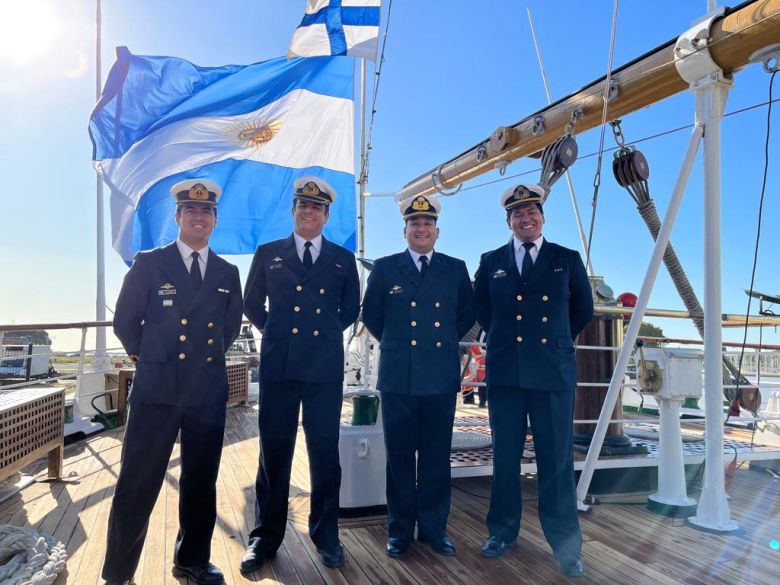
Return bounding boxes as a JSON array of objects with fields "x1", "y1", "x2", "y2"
[{"x1": 612, "y1": 147, "x2": 650, "y2": 188}]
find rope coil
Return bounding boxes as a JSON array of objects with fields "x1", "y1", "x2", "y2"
[{"x1": 0, "y1": 525, "x2": 67, "y2": 585}]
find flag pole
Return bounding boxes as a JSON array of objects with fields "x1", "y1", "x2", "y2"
[
  {"x1": 94, "y1": 0, "x2": 109, "y2": 369},
  {"x1": 358, "y1": 58, "x2": 367, "y2": 278},
  {"x1": 357, "y1": 56, "x2": 370, "y2": 386}
]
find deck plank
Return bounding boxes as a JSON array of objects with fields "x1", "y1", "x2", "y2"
[{"x1": 2, "y1": 404, "x2": 780, "y2": 585}]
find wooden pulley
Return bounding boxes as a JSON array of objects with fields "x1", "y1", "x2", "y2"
[
  {"x1": 550, "y1": 135, "x2": 578, "y2": 171},
  {"x1": 612, "y1": 152, "x2": 632, "y2": 188},
  {"x1": 542, "y1": 135, "x2": 578, "y2": 172},
  {"x1": 627, "y1": 149, "x2": 650, "y2": 181},
  {"x1": 612, "y1": 147, "x2": 650, "y2": 188}
]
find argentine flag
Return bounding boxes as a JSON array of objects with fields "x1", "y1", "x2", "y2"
[
  {"x1": 289, "y1": 0, "x2": 381, "y2": 61},
  {"x1": 89, "y1": 47, "x2": 355, "y2": 264}
]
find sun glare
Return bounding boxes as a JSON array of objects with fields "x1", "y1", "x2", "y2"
[{"x1": 0, "y1": 0, "x2": 61, "y2": 68}]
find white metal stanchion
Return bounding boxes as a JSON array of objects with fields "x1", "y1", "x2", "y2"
[
  {"x1": 688, "y1": 74, "x2": 738, "y2": 532},
  {"x1": 575, "y1": 124, "x2": 704, "y2": 509}
]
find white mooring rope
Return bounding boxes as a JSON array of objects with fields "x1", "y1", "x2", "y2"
[{"x1": 0, "y1": 525, "x2": 67, "y2": 585}]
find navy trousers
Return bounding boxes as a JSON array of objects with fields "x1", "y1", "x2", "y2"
[
  {"x1": 486, "y1": 385, "x2": 581, "y2": 557},
  {"x1": 251, "y1": 381, "x2": 343, "y2": 552},
  {"x1": 381, "y1": 392, "x2": 457, "y2": 542},
  {"x1": 102, "y1": 402, "x2": 226, "y2": 582}
]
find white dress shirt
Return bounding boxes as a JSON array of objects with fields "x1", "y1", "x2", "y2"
[
  {"x1": 408, "y1": 249, "x2": 433, "y2": 272},
  {"x1": 513, "y1": 234, "x2": 544, "y2": 275},
  {"x1": 294, "y1": 233, "x2": 323, "y2": 264},
  {"x1": 177, "y1": 239, "x2": 209, "y2": 278}
]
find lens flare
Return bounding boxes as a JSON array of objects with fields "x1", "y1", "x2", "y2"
[{"x1": 0, "y1": 1, "x2": 61, "y2": 68}]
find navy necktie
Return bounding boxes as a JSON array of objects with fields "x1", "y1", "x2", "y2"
[
  {"x1": 303, "y1": 241, "x2": 313, "y2": 269},
  {"x1": 520, "y1": 242, "x2": 534, "y2": 279},
  {"x1": 419, "y1": 254, "x2": 429, "y2": 279},
  {"x1": 190, "y1": 251, "x2": 202, "y2": 290}
]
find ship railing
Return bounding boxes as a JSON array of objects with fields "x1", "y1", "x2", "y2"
[
  {"x1": 4, "y1": 320, "x2": 779, "y2": 426},
  {"x1": 0, "y1": 320, "x2": 261, "y2": 397},
  {"x1": 457, "y1": 339, "x2": 780, "y2": 427},
  {"x1": 0, "y1": 321, "x2": 130, "y2": 396}
]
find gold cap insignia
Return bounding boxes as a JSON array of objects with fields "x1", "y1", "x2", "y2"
[
  {"x1": 411, "y1": 196, "x2": 431, "y2": 211},
  {"x1": 189, "y1": 183, "x2": 209, "y2": 201},
  {"x1": 300, "y1": 182, "x2": 322, "y2": 197},
  {"x1": 501, "y1": 183, "x2": 544, "y2": 210},
  {"x1": 292, "y1": 176, "x2": 335, "y2": 205}
]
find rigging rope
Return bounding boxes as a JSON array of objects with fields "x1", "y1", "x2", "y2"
[
  {"x1": 610, "y1": 118, "x2": 754, "y2": 404},
  {"x1": 729, "y1": 68, "x2": 778, "y2": 422},
  {"x1": 584, "y1": 0, "x2": 620, "y2": 273},
  {"x1": 0, "y1": 524, "x2": 66, "y2": 585},
  {"x1": 360, "y1": 0, "x2": 394, "y2": 185}
]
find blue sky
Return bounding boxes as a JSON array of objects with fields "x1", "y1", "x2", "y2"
[{"x1": 0, "y1": 0, "x2": 778, "y2": 352}]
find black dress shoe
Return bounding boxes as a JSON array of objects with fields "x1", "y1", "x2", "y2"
[
  {"x1": 418, "y1": 535, "x2": 456, "y2": 556},
  {"x1": 171, "y1": 562, "x2": 224, "y2": 584},
  {"x1": 480, "y1": 536, "x2": 517, "y2": 558},
  {"x1": 386, "y1": 537, "x2": 411, "y2": 558},
  {"x1": 240, "y1": 538, "x2": 277, "y2": 574},
  {"x1": 318, "y1": 543, "x2": 345, "y2": 568},
  {"x1": 104, "y1": 581, "x2": 132, "y2": 585},
  {"x1": 554, "y1": 554, "x2": 585, "y2": 578}
]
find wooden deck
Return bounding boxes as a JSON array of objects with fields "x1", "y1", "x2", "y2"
[{"x1": 3, "y1": 404, "x2": 780, "y2": 585}]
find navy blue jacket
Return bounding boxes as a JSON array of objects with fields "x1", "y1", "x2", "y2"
[
  {"x1": 244, "y1": 234, "x2": 360, "y2": 383},
  {"x1": 362, "y1": 250, "x2": 475, "y2": 395},
  {"x1": 473, "y1": 239, "x2": 593, "y2": 392},
  {"x1": 113, "y1": 243, "x2": 243, "y2": 405}
]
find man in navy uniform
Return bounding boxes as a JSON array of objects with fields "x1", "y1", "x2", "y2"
[
  {"x1": 241, "y1": 176, "x2": 360, "y2": 572},
  {"x1": 102, "y1": 179, "x2": 243, "y2": 585},
  {"x1": 473, "y1": 183, "x2": 593, "y2": 578},
  {"x1": 361, "y1": 194, "x2": 475, "y2": 558}
]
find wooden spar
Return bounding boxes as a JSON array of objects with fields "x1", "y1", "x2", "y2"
[
  {"x1": 399, "y1": 0, "x2": 780, "y2": 198},
  {"x1": 594, "y1": 305, "x2": 780, "y2": 327}
]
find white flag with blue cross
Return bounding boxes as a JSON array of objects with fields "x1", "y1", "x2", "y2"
[{"x1": 288, "y1": 0, "x2": 381, "y2": 61}]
